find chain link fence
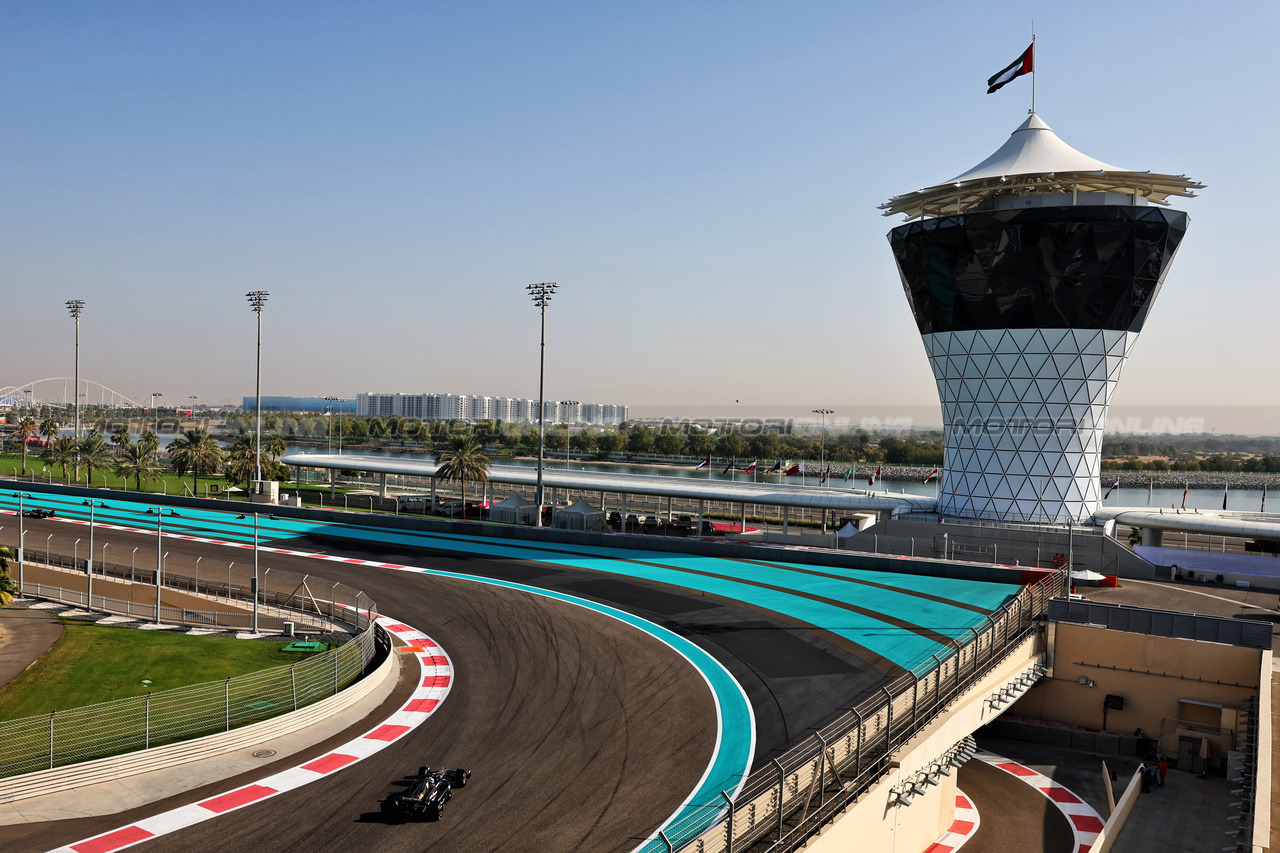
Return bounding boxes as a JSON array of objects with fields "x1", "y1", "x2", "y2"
[
  {"x1": 0, "y1": 620, "x2": 383, "y2": 779},
  {"x1": 648, "y1": 570, "x2": 1065, "y2": 853}
]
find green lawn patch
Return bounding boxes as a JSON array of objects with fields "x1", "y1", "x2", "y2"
[{"x1": 0, "y1": 618, "x2": 310, "y2": 720}]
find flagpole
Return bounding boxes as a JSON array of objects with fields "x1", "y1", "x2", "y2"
[{"x1": 1030, "y1": 30, "x2": 1037, "y2": 115}]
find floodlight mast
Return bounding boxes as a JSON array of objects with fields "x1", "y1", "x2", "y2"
[
  {"x1": 66, "y1": 300, "x2": 85, "y2": 478},
  {"x1": 246, "y1": 291, "x2": 269, "y2": 485},
  {"x1": 527, "y1": 282, "x2": 558, "y2": 527},
  {"x1": 812, "y1": 408, "x2": 834, "y2": 485}
]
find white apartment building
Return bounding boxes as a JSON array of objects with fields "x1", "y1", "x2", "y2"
[{"x1": 356, "y1": 392, "x2": 627, "y2": 425}]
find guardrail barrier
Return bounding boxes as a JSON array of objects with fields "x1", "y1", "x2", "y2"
[{"x1": 655, "y1": 570, "x2": 1064, "y2": 853}]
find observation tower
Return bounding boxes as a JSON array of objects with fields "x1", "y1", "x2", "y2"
[{"x1": 882, "y1": 114, "x2": 1203, "y2": 524}]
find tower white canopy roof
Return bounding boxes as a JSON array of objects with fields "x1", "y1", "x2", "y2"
[{"x1": 881, "y1": 114, "x2": 1203, "y2": 220}]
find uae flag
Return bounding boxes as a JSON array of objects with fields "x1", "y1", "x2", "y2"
[
  {"x1": 743, "y1": 459, "x2": 758, "y2": 475},
  {"x1": 765, "y1": 460, "x2": 782, "y2": 474},
  {"x1": 1103, "y1": 479, "x2": 1119, "y2": 500},
  {"x1": 693, "y1": 456, "x2": 710, "y2": 470},
  {"x1": 987, "y1": 43, "x2": 1034, "y2": 94},
  {"x1": 923, "y1": 468, "x2": 940, "y2": 484}
]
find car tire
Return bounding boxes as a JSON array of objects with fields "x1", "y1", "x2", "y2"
[{"x1": 452, "y1": 769, "x2": 468, "y2": 788}]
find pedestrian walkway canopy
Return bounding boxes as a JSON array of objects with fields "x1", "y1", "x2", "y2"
[{"x1": 280, "y1": 453, "x2": 937, "y2": 516}]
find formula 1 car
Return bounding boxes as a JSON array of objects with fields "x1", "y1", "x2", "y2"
[
  {"x1": 21, "y1": 508, "x2": 55, "y2": 519},
  {"x1": 381, "y1": 766, "x2": 471, "y2": 821}
]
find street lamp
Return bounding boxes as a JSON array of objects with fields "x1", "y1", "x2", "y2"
[
  {"x1": 66, "y1": 300, "x2": 85, "y2": 478},
  {"x1": 151, "y1": 393, "x2": 164, "y2": 432},
  {"x1": 561, "y1": 401, "x2": 579, "y2": 469},
  {"x1": 812, "y1": 409, "x2": 834, "y2": 486},
  {"x1": 10, "y1": 492, "x2": 31, "y2": 596},
  {"x1": 324, "y1": 397, "x2": 346, "y2": 454},
  {"x1": 83, "y1": 500, "x2": 107, "y2": 607},
  {"x1": 527, "y1": 282, "x2": 558, "y2": 526},
  {"x1": 145, "y1": 507, "x2": 181, "y2": 624},
  {"x1": 246, "y1": 291, "x2": 269, "y2": 486},
  {"x1": 236, "y1": 513, "x2": 263, "y2": 633}
]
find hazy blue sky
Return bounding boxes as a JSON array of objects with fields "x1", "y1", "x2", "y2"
[{"x1": 2, "y1": 2, "x2": 1276, "y2": 423}]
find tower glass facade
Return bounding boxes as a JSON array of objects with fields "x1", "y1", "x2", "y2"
[{"x1": 889, "y1": 205, "x2": 1188, "y2": 523}]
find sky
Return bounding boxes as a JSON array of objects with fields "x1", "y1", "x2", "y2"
[{"x1": 2, "y1": 2, "x2": 1277, "y2": 429}]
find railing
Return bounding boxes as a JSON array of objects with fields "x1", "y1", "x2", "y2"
[
  {"x1": 0, "y1": 620, "x2": 382, "y2": 779},
  {"x1": 18, "y1": 580, "x2": 324, "y2": 634},
  {"x1": 17, "y1": 547, "x2": 375, "y2": 631},
  {"x1": 656, "y1": 570, "x2": 1064, "y2": 853}
]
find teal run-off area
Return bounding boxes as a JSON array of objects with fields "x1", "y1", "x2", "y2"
[{"x1": 0, "y1": 489, "x2": 1019, "y2": 673}]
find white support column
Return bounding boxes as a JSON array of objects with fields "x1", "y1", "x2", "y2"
[
  {"x1": 430, "y1": 477, "x2": 437, "y2": 511},
  {"x1": 379, "y1": 472, "x2": 387, "y2": 499},
  {"x1": 783, "y1": 506, "x2": 789, "y2": 534},
  {"x1": 697, "y1": 499, "x2": 705, "y2": 538}
]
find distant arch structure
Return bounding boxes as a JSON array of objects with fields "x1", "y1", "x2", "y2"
[{"x1": 0, "y1": 378, "x2": 143, "y2": 411}]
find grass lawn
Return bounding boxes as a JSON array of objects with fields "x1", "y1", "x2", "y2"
[
  {"x1": 0, "y1": 451, "x2": 243, "y2": 499},
  {"x1": 0, "y1": 618, "x2": 319, "y2": 720}
]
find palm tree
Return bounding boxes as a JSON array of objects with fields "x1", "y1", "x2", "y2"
[
  {"x1": 168, "y1": 428, "x2": 225, "y2": 495},
  {"x1": 43, "y1": 436, "x2": 78, "y2": 480},
  {"x1": 139, "y1": 429, "x2": 160, "y2": 454},
  {"x1": 78, "y1": 433, "x2": 112, "y2": 486},
  {"x1": 15, "y1": 416, "x2": 37, "y2": 476},
  {"x1": 39, "y1": 417, "x2": 59, "y2": 444},
  {"x1": 264, "y1": 434, "x2": 287, "y2": 461},
  {"x1": 435, "y1": 434, "x2": 491, "y2": 521},
  {"x1": 114, "y1": 440, "x2": 163, "y2": 491},
  {"x1": 110, "y1": 423, "x2": 132, "y2": 455},
  {"x1": 226, "y1": 433, "x2": 262, "y2": 487}
]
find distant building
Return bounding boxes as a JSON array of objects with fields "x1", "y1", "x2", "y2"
[
  {"x1": 354, "y1": 392, "x2": 627, "y2": 425},
  {"x1": 243, "y1": 396, "x2": 356, "y2": 414}
]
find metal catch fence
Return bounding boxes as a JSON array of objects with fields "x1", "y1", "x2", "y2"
[
  {"x1": 17, "y1": 547, "x2": 375, "y2": 631},
  {"x1": 18, "y1": 581, "x2": 320, "y2": 634},
  {"x1": 0, "y1": 621, "x2": 383, "y2": 779},
  {"x1": 653, "y1": 570, "x2": 1065, "y2": 853}
]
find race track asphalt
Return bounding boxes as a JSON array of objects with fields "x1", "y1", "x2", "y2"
[
  {"x1": 958, "y1": 759, "x2": 1074, "y2": 853},
  {"x1": 0, "y1": 513, "x2": 895, "y2": 853}
]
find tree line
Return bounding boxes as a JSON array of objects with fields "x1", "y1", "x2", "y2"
[{"x1": 6, "y1": 415, "x2": 291, "y2": 492}]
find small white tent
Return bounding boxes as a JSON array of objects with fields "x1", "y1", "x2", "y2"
[
  {"x1": 489, "y1": 494, "x2": 538, "y2": 525},
  {"x1": 1071, "y1": 569, "x2": 1107, "y2": 587},
  {"x1": 553, "y1": 498, "x2": 608, "y2": 532}
]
